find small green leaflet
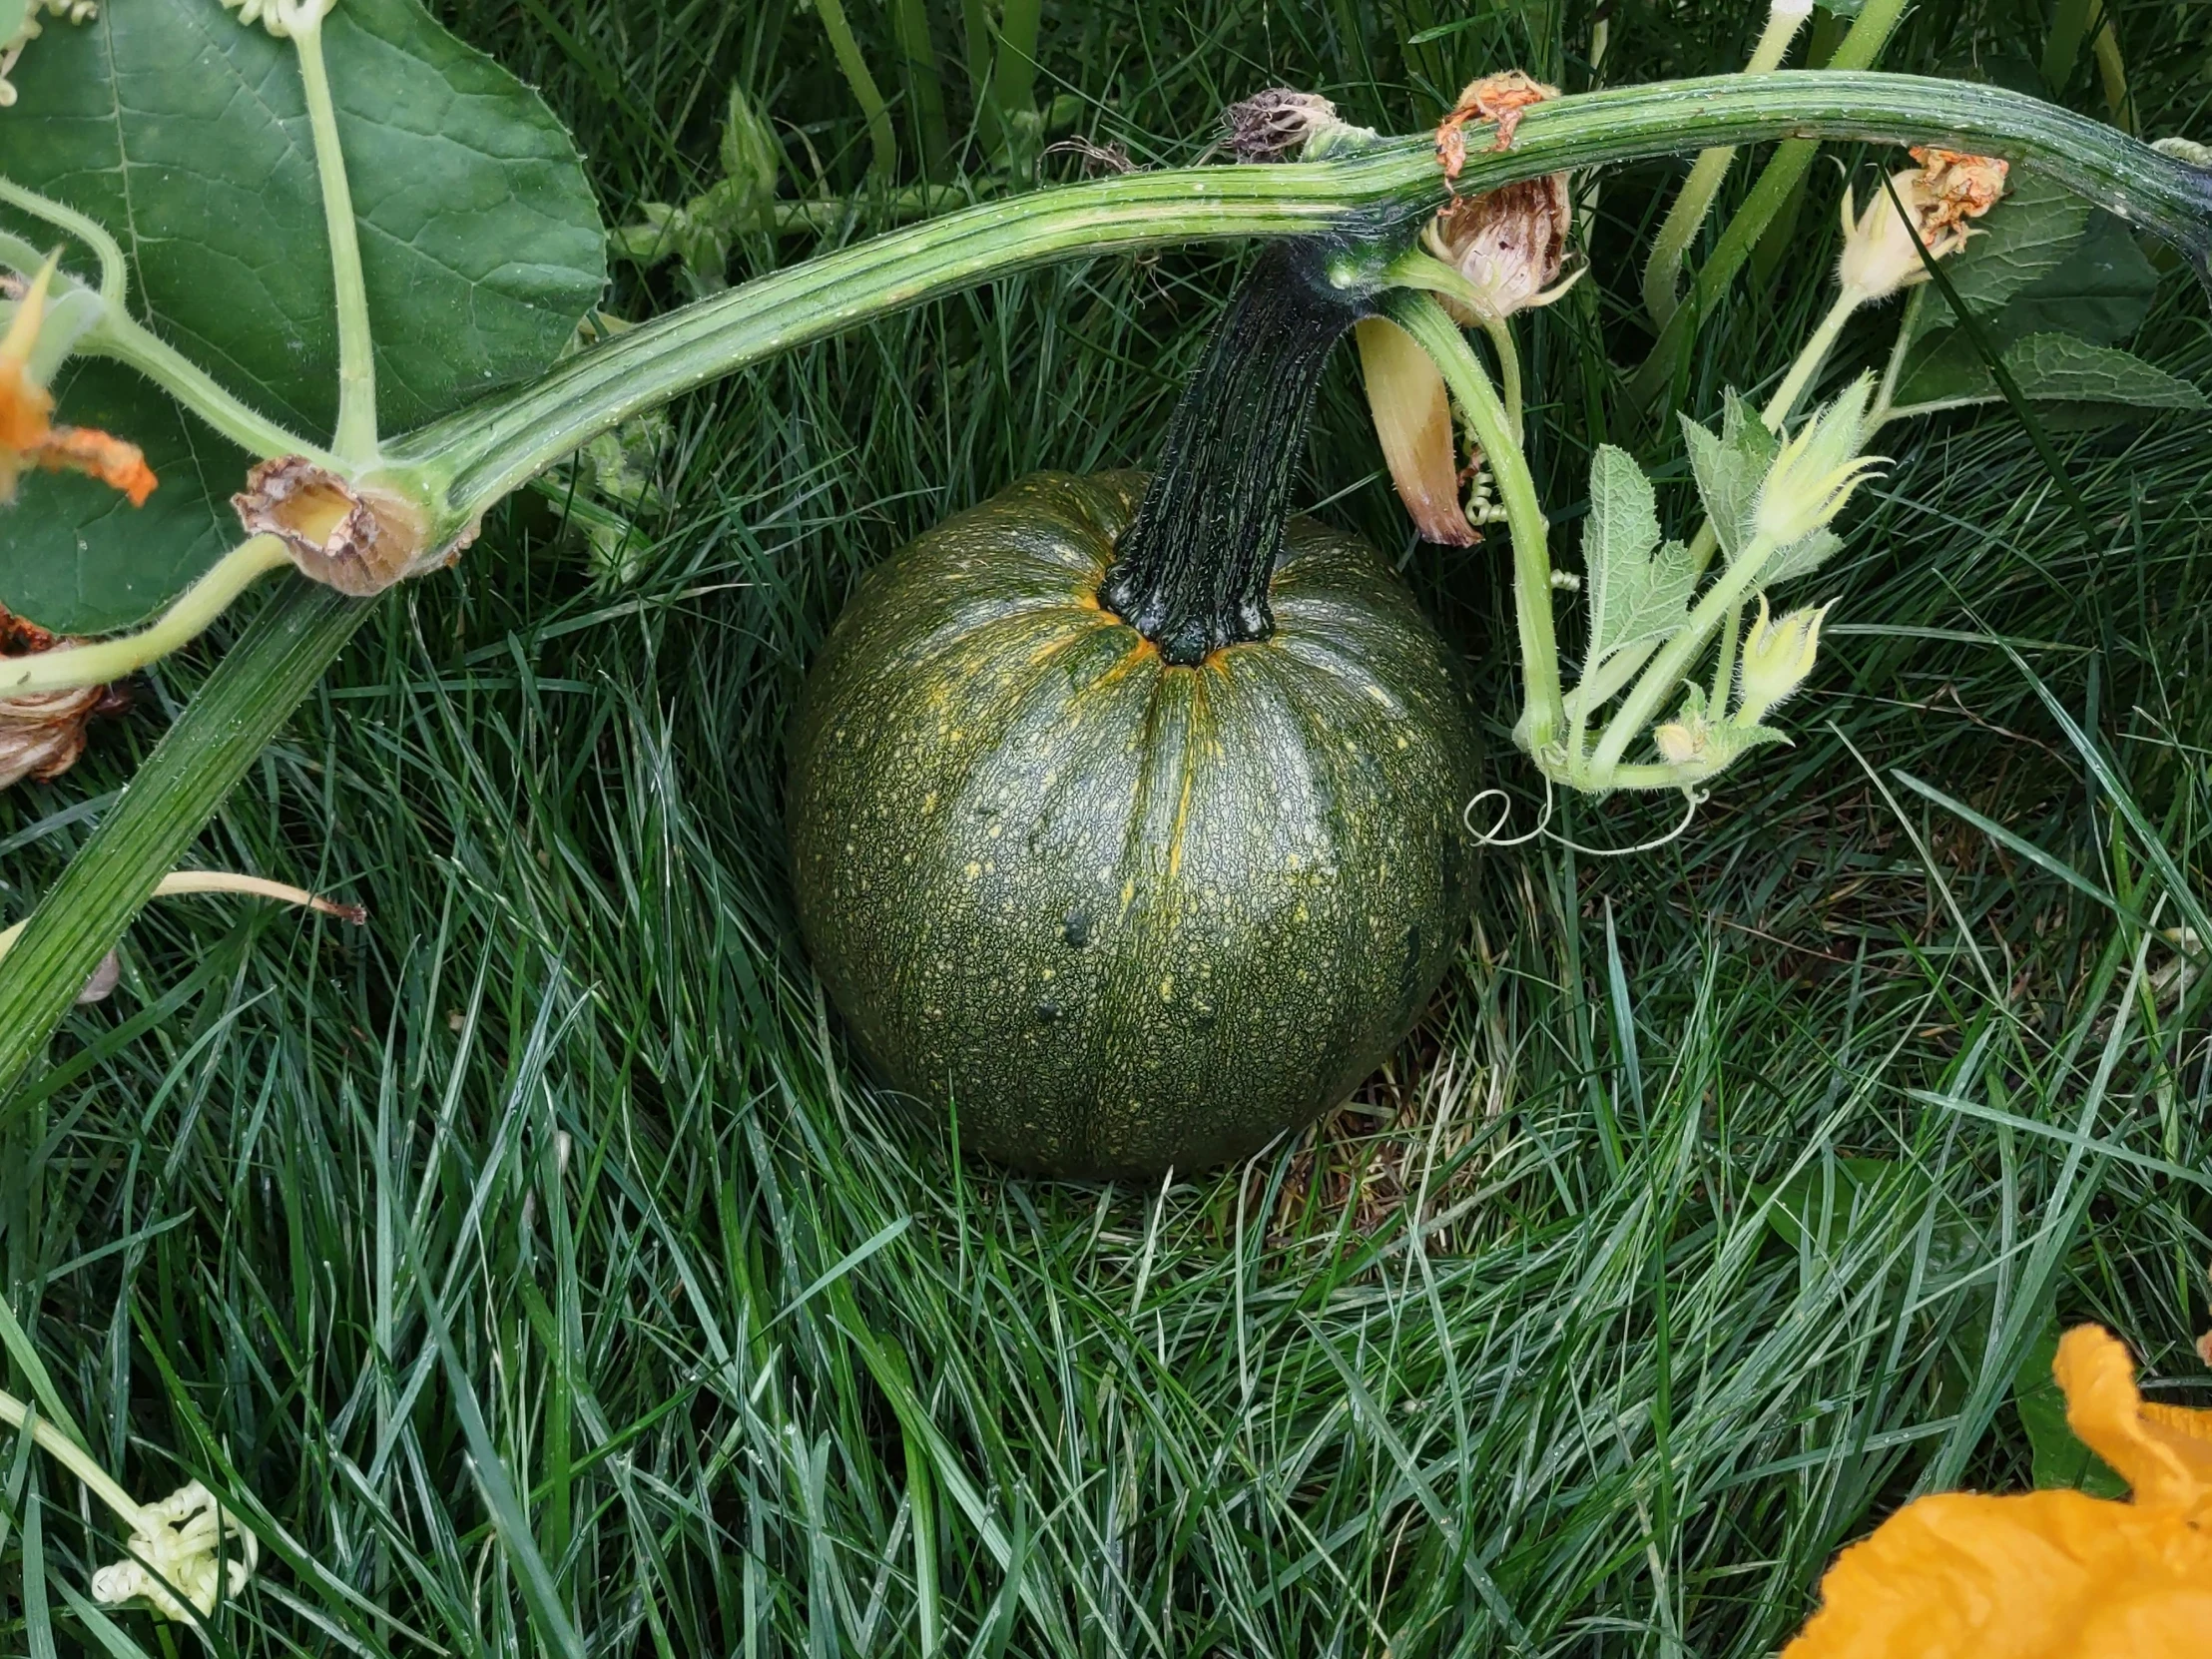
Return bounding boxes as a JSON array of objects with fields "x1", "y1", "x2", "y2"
[
  {"x1": 0, "y1": 0, "x2": 606, "y2": 633},
  {"x1": 1680, "y1": 392, "x2": 1773, "y2": 568},
  {"x1": 1894, "y1": 331, "x2": 2207, "y2": 418},
  {"x1": 1581, "y1": 445, "x2": 1692, "y2": 665}
]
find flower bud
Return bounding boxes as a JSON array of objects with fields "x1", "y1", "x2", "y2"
[
  {"x1": 1734, "y1": 594, "x2": 1832, "y2": 724},
  {"x1": 1652, "y1": 718, "x2": 1707, "y2": 770},
  {"x1": 1753, "y1": 377, "x2": 1886, "y2": 551},
  {"x1": 1421, "y1": 175, "x2": 1578, "y2": 325},
  {"x1": 720, "y1": 85, "x2": 782, "y2": 218}
]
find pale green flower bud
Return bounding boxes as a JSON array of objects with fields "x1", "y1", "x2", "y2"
[
  {"x1": 721, "y1": 85, "x2": 782, "y2": 219},
  {"x1": 1752, "y1": 376, "x2": 1887, "y2": 551},
  {"x1": 1734, "y1": 594, "x2": 1833, "y2": 725}
]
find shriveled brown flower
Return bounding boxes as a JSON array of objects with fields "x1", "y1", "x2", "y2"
[
  {"x1": 1838, "y1": 149, "x2": 2009, "y2": 303},
  {"x1": 1423, "y1": 173, "x2": 1577, "y2": 325},
  {"x1": 0, "y1": 605, "x2": 127, "y2": 790},
  {"x1": 1909, "y1": 147, "x2": 2011, "y2": 232},
  {"x1": 1220, "y1": 88, "x2": 1340, "y2": 163},
  {"x1": 1356, "y1": 317, "x2": 1479, "y2": 546},
  {"x1": 232, "y1": 456, "x2": 457, "y2": 597},
  {"x1": 1434, "y1": 70, "x2": 1557, "y2": 182}
]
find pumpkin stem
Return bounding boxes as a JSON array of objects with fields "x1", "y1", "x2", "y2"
[{"x1": 1101, "y1": 242, "x2": 1366, "y2": 665}]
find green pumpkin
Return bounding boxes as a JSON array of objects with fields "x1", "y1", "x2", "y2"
[
  {"x1": 788, "y1": 465, "x2": 1480, "y2": 1178},
  {"x1": 788, "y1": 243, "x2": 1482, "y2": 1178}
]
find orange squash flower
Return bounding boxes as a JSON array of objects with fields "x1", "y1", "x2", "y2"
[
  {"x1": 1784, "y1": 1325, "x2": 2212, "y2": 1657},
  {"x1": 1, "y1": 256, "x2": 156, "y2": 506}
]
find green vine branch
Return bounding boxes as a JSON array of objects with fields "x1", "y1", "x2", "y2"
[{"x1": 395, "y1": 69, "x2": 2212, "y2": 541}]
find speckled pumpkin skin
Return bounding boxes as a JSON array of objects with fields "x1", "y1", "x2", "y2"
[{"x1": 788, "y1": 471, "x2": 1481, "y2": 1179}]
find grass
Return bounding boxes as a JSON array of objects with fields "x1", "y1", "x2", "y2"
[{"x1": 3, "y1": 0, "x2": 2210, "y2": 1653}]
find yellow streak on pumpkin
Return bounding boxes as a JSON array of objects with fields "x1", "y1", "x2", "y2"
[{"x1": 1166, "y1": 763, "x2": 1195, "y2": 880}]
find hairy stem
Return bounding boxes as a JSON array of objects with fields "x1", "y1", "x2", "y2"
[
  {"x1": 1481, "y1": 314, "x2": 1524, "y2": 444},
  {"x1": 1385, "y1": 290, "x2": 1564, "y2": 756},
  {"x1": 1629, "y1": 0, "x2": 1914, "y2": 408},
  {"x1": 87, "y1": 314, "x2": 327, "y2": 461},
  {"x1": 1641, "y1": 0, "x2": 1814, "y2": 329},
  {"x1": 1709, "y1": 602, "x2": 1742, "y2": 708},
  {"x1": 1589, "y1": 533, "x2": 1779, "y2": 780},
  {"x1": 1764, "y1": 285, "x2": 1863, "y2": 426},
  {"x1": 1870, "y1": 285, "x2": 1927, "y2": 426},
  {"x1": 0, "y1": 538, "x2": 293, "y2": 696},
  {"x1": 0, "y1": 579, "x2": 370, "y2": 1108},
  {"x1": 0, "y1": 179, "x2": 127, "y2": 302},
  {"x1": 291, "y1": 14, "x2": 378, "y2": 463}
]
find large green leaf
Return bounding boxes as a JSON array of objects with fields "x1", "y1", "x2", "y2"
[
  {"x1": 1900, "y1": 167, "x2": 2089, "y2": 354},
  {"x1": 1893, "y1": 331, "x2": 2205, "y2": 417},
  {"x1": 0, "y1": 0, "x2": 605, "y2": 633}
]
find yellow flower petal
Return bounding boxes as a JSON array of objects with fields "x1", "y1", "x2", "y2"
[
  {"x1": 2056, "y1": 1324, "x2": 2212, "y2": 1510},
  {"x1": 1784, "y1": 1326, "x2": 2212, "y2": 1659}
]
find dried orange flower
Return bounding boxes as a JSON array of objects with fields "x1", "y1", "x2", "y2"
[
  {"x1": 1422, "y1": 173, "x2": 1577, "y2": 325},
  {"x1": 1837, "y1": 149, "x2": 2009, "y2": 304},
  {"x1": 1, "y1": 257, "x2": 157, "y2": 506},
  {"x1": 1784, "y1": 1325, "x2": 2212, "y2": 1657},
  {"x1": 1909, "y1": 147, "x2": 2011, "y2": 232},
  {"x1": 1434, "y1": 70, "x2": 1557, "y2": 182},
  {"x1": 0, "y1": 606, "x2": 127, "y2": 790}
]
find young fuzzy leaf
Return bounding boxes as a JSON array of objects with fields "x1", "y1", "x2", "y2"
[
  {"x1": 0, "y1": 0, "x2": 605, "y2": 633},
  {"x1": 1680, "y1": 392, "x2": 1776, "y2": 567},
  {"x1": 1894, "y1": 330, "x2": 2207, "y2": 418},
  {"x1": 1582, "y1": 445, "x2": 1693, "y2": 664},
  {"x1": 1761, "y1": 527, "x2": 1844, "y2": 587}
]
